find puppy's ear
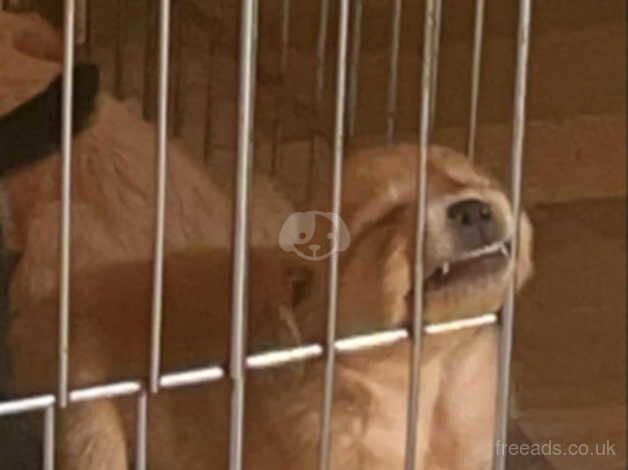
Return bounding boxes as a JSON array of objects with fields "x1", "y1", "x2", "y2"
[
  {"x1": 516, "y1": 211, "x2": 534, "y2": 290},
  {"x1": 338, "y1": 176, "x2": 416, "y2": 336},
  {"x1": 0, "y1": 62, "x2": 99, "y2": 176}
]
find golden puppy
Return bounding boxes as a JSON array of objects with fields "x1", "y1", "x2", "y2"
[
  {"x1": 311, "y1": 144, "x2": 532, "y2": 469},
  {"x1": 9, "y1": 144, "x2": 532, "y2": 469}
]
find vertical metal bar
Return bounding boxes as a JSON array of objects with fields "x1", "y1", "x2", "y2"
[
  {"x1": 229, "y1": 1, "x2": 258, "y2": 469},
  {"x1": 467, "y1": 0, "x2": 485, "y2": 161},
  {"x1": 149, "y1": 0, "x2": 171, "y2": 395},
  {"x1": 43, "y1": 406, "x2": 55, "y2": 470},
  {"x1": 318, "y1": 1, "x2": 349, "y2": 469},
  {"x1": 428, "y1": 0, "x2": 442, "y2": 133},
  {"x1": 347, "y1": 0, "x2": 362, "y2": 137},
  {"x1": 493, "y1": 1, "x2": 532, "y2": 469},
  {"x1": 58, "y1": 0, "x2": 76, "y2": 409},
  {"x1": 306, "y1": 0, "x2": 329, "y2": 202},
  {"x1": 403, "y1": 0, "x2": 434, "y2": 467},
  {"x1": 270, "y1": 0, "x2": 291, "y2": 174},
  {"x1": 386, "y1": 0, "x2": 403, "y2": 144},
  {"x1": 135, "y1": 390, "x2": 148, "y2": 470}
]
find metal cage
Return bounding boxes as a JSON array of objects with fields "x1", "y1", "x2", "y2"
[{"x1": 0, "y1": 1, "x2": 532, "y2": 469}]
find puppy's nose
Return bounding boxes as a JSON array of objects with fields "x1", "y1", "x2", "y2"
[{"x1": 447, "y1": 199, "x2": 495, "y2": 250}]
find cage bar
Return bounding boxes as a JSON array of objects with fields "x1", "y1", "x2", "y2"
[
  {"x1": 424, "y1": 312, "x2": 497, "y2": 335},
  {"x1": 160, "y1": 365, "x2": 225, "y2": 389},
  {"x1": 318, "y1": 1, "x2": 349, "y2": 469},
  {"x1": 136, "y1": 390, "x2": 148, "y2": 470},
  {"x1": 403, "y1": 0, "x2": 435, "y2": 467},
  {"x1": 228, "y1": 1, "x2": 258, "y2": 469},
  {"x1": 335, "y1": 329, "x2": 408, "y2": 352},
  {"x1": 0, "y1": 312, "x2": 497, "y2": 415},
  {"x1": 493, "y1": 1, "x2": 532, "y2": 469},
  {"x1": 246, "y1": 344, "x2": 323, "y2": 369},
  {"x1": 69, "y1": 380, "x2": 141, "y2": 403},
  {"x1": 347, "y1": 0, "x2": 362, "y2": 137},
  {"x1": 43, "y1": 406, "x2": 55, "y2": 470},
  {"x1": 468, "y1": 0, "x2": 486, "y2": 160},
  {"x1": 386, "y1": 0, "x2": 403, "y2": 144},
  {"x1": 58, "y1": 0, "x2": 77, "y2": 409},
  {"x1": 149, "y1": 0, "x2": 172, "y2": 395},
  {"x1": 0, "y1": 395, "x2": 54, "y2": 416},
  {"x1": 428, "y1": 0, "x2": 442, "y2": 133}
]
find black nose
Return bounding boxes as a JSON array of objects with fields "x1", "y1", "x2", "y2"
[{"x1": 447, "y1": 199, "x2": 495, "y2": 250}]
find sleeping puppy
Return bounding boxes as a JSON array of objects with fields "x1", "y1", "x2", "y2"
[
  {"x1": 9, "y1": 144, "x2": 532, "y2": 469},
  {"x1": 297, "y1": 143, "x2": 533, "y2": 469}
]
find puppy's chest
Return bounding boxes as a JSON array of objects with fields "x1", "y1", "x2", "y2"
[{"x1": 337, "y1": 346, "x2": 441, "y2": 467}]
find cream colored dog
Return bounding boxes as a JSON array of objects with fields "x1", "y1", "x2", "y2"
[{"x1": 10, "y1": 143, "x2": 532, "y2": 469}]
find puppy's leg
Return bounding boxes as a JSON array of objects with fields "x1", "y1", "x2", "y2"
[{"x1": 58, "y1": 400, "x2": 128, "y2": 470}]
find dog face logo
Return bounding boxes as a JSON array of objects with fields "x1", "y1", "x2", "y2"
[{"x1": 279, "y1": 211, "x2": 351, "y2": 261}]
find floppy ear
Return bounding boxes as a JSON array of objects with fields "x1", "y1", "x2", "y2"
[
  {"x1": 337, "y1": 172, "x2": 417, "y2": 336},
  {"x1": 516, "y1": 211, "x2": 534, "y2": 290},
  {"x1": 12, "y1": 14, "x2": 63, "y2": 63}
]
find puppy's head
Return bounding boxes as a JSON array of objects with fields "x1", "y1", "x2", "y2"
[{"x1": 322, "y1": 144, "x2": 533, "y2": 334}]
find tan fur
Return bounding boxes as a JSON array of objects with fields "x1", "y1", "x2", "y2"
[
  {"x1": 0, "y1": 12, "x2": 294, "y2": 311},
  {"x1": 276, "y1": 143, "x2": 533, "y2": 468},
  {"x1": 10, "y1": 141, "x2": 532, "y2": 469}
]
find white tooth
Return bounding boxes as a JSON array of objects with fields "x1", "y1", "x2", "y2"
[
  {"x1": 500, "y1": 244, "x2": 509, "y2": 257},
  {"x1": 442, "y1": 263, "x2": 450, "y2": 276}
]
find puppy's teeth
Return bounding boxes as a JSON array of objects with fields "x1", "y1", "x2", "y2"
[
  {"x1": 442, "y1": 263, "x2": 450, "y2": 276},
  {"x1": 499, "y1": 244, "x2": 509, "y2": 257}
]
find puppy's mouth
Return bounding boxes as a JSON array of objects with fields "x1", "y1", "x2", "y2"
[{"x1": 425, "y1": 240, "x2": 511, "y2": 291}]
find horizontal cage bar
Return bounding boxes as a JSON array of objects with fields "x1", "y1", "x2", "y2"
[{"x1": 0, "y1": 313, "x2": 497, "y2": 417}]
